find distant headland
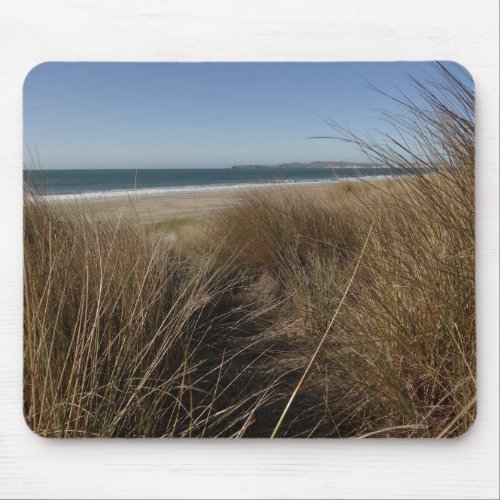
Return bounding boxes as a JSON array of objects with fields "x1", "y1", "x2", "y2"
[{"x1": 231, "y1": 161, "x2": 376, "y2": 170}]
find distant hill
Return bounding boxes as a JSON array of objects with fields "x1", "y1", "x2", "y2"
[{"x1": 231, "y1": 161, "x2": 376, "y2": 170}]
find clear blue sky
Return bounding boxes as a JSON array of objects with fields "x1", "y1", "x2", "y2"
[{"x1": 23, "y1": 62, "x2": 462, "y2": 169}]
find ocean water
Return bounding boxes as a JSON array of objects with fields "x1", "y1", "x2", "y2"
[{"x1": 24, "y1": 167, "x2": 395, "y2": 199}]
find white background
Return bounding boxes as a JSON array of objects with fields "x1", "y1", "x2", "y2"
[{"x1": 0, "y1": 1, "x2": 498, "y2": 498}]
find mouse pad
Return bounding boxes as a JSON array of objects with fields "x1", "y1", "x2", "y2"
[{"x1": 23, "y1": 61, "x2": 475, "y2": 438}]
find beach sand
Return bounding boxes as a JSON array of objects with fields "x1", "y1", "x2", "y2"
[{"x1": 70, "y1": 182, "x2": 334, "y2": 223}]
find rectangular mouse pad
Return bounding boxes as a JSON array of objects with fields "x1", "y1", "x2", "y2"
[{"x1": 23, "y1": 61, "x2": 475, "y2": 438}]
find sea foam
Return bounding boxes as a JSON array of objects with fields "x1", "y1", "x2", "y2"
[{"x1": 38, "y1": 175, "x2": 392, "y2": 202}]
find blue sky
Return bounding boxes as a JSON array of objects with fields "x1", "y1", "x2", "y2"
[{"x1": 23, "y1": 62, "x2": 461, "y2": 169}]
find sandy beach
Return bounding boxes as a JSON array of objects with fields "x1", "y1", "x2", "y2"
[{"x1": 67, "y1": 182, "x2": 335, "y2": 223}]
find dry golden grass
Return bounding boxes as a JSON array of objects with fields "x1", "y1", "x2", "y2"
[
  {"x1": 24, "y1": 197, "x2": 280, "y2": 437},
  {"x1": 24, "y1": 63, "x2": 475, "y2": 437}
]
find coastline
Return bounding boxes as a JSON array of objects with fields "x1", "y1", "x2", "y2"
[
  {"x1": 58, "y1": 180, "x2": 337, "y2": 223},
  {"x1": 37, "y1": 175, "x2": 393, "y2": 223},
  {"x1": 37, "y1": 173, "x2": 398, "y2": 202},
  {"x1": 38, "y1": 177, "x2": 338, "y2": 201}
]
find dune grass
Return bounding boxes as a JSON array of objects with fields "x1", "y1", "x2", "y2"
[
  {"x1": 24, "y1": 63, "x2": 475, "y2": 438},
  {"x1": 24, "y1": 197, "x2": 278, "y2": 437}
]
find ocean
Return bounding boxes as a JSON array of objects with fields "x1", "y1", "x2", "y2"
[{"x1": 24, "y1": 167, "x2": 395, "y2": 199}]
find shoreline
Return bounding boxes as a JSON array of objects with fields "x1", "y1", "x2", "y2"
[
  {"x1": 58, "y1": 180, "x2": 337, "y2": 223},
  {"x1": 30, "y1": 174, "x2": 401, "y2": 223},
  {"x1": 36, "y1": 174, "x2": 392, "y2": 202}
]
